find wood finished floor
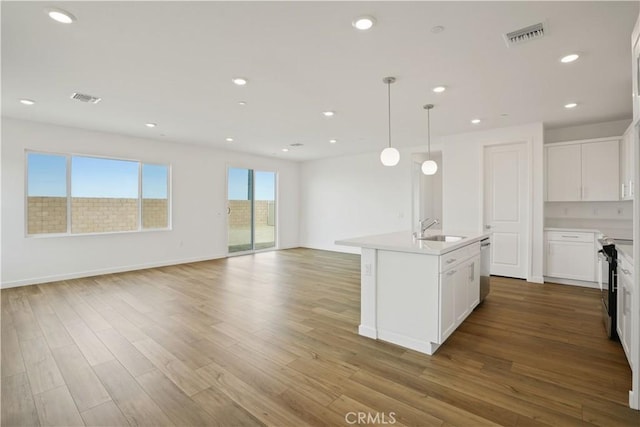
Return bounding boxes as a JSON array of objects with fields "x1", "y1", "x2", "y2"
[{"x1": 1, "y1": 248, "x2": 638, "y2": 426}]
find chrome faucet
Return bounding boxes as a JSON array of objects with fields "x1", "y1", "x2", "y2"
[{"x1": 419, "y1": 218, "x2": 440, "y2": 237}]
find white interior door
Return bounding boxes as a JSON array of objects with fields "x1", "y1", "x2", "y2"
[{"x1": 484, "y1": 143, "x2": 529, "y2": 279}]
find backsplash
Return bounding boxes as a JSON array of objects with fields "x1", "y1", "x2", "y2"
[{"x1": 545, "y1": 201, "x2": 633, "y2": 239}]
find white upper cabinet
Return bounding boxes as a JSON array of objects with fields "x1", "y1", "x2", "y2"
[
  {"x1": 581, "y1": 140, "x2": 620, "y2": 201},
  {"x1": 620, "y1": 123, "x2": 635, "y2": 200},
  {"x1": 547, "y1": 144, "x2": 581, "y2": 201},
  {"x1": 633, "y1": 18, "x2": 640, "y2": 123},
  {"x1": 546, "y1": 138, "x2": 620, "y2": 202}
]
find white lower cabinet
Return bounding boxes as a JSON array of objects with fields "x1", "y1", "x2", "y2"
[
  {"x1": 617, "y1": 254, "x2": 634, "y2": 366},
  {"x1": 374, "y1": 240, "x2": 482, "y2": 355},
  {"x1": 439, "y1": 267, "x2": 458, "y2": 342},
  {"x1": 544, "y1": 231, "x2": 596, "y2": 283},
  {"x1": 439, "y1": 251, "x2": 481, "y2": 343}
]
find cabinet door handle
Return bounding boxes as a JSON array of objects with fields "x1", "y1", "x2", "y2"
[
  {"x1": 620, "y1": 268, "x2": 630, "y2": 275},
  {"x1": 446, "y1": 258, "x2": 457, "y2": 264},
  {"x1": 561, "y1": 235, "x2": 579, "y2": 238},
  {"x1": 469, "y1": 263, "x2": 475, "y2": 281},
  {"x1": 447, "y1": 269, "x2": 457, "y2": 276}
]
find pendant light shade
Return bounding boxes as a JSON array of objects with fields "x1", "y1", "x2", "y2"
[
  {"x1": 381, "y1": 76, "x2": 399, "y2": 167},
  {"x1": 422, "y1": 159, "x2": 438, "y2": 175},
  {"x1": 380, "y1": 147, "x2": 400, "y2": 166},
  {"x1": 421, "y1": 104, "x2": 438, "y2": 175}
]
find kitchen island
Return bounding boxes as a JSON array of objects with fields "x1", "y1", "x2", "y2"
[{"x1": 336, "y1": 230, "x2": 490, "y2": 355}]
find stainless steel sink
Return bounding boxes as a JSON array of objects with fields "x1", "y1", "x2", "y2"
[{"x1": 416, "y1": 235, "x2": 465, "y2": 242}]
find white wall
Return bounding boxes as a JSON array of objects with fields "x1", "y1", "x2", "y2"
[
  {"x1": 300, "y1": 150, "x2": 414, "y2": 254},
  {"x1": 545, "y1": 201, "x2": 633, "y2": 239},
  {"x1": 545, "y1": 119, "x2": 630, "y2": 143},
  {"x1": 440, "y1": 123, "x2": 545, "y2": 282},
  {"x1": 412, "y1": 152, "x2": 443, "y2": 232},
  {"x1": 300, "y1": 122, "x2": 545, "y2": 282},
  {"x1": 1, "y1": 117, "x2": 300, "y2": 287}
]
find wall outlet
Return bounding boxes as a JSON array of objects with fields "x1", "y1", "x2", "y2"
[
  {"x1": 618, "y1": 208, "x2": 624, "y2": 215},
  {"x1": 364, "y1": 264, "x2": 372, "y2": 276}
]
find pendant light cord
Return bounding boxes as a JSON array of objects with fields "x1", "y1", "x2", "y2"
[
  {"x1": 387, "y1": 81, "x2": 391, "y2": 149},
  {"x1": 427, "y1": 107, "x2": 431, "y2": 159}
]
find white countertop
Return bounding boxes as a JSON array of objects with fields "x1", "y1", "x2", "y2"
[
  {"x1": 335, "y1": 230, "x2": 490, "y2": 255},
  {"x1": 618, "y1": 244, "x2": 633, "y2": 263},
  {"x1": 544, "y1": 227, "x2": 602, "y2": 234}
]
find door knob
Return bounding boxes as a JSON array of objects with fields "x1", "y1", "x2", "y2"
[{"x1": 485, "y1": 225, "x2": 492, "y2": 229}]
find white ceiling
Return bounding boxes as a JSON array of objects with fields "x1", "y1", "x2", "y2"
[{"x1": 2, "y1": 1, "x2": 638, "y2": 161}]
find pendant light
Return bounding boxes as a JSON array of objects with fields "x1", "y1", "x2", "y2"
[
  {"x1": 421, "y1": 104, "x2": 438, "y2": 175},
  {"x1": 380, "y1": 76, "x2": 400, "y2": 166}
]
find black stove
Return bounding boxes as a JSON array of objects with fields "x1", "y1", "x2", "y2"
[{"x1": 597, "y1": 236, "x2": 632, "y2": 340}]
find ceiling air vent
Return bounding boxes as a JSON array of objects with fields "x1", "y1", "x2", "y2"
[
  {"x1": 70, "y1": 92, "x2": 102, "y2": 104},
  {"x1": 503, "y1": 22, "x2": 545, "y2": 47}
]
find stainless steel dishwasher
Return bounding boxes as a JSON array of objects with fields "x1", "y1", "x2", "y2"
[{"x1": 479, "y1": 237, "x2": 491, "y2": 303}]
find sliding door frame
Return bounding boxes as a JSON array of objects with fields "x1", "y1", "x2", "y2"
[{"x1": 226, "y1": 165, "x2": 278, "y2": 256}]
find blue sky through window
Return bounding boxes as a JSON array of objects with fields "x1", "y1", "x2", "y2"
[
  {"x1": 29, "y1": 154, "x2": 169, "y2": 199},
  {"x1": 71, "y1": 156, "x2": 139, "y2": 198},
  {"x1": 27, "y1": 153, "x2": 67, "y2": 197},
  {"x1": 143, "y1": 164, "x2": 168, "y2": 199},
  {"x1": 228, "y1": 168, "x2": 275, "y2": 200}
]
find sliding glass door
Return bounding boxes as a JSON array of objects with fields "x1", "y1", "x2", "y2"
[{"x1": 227, "y1": 168, "x2": 276, "y2": 254}]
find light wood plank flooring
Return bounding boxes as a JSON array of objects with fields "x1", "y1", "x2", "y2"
[{"x1": 2, "y1": 248, "x2": 638, "y2": 426}]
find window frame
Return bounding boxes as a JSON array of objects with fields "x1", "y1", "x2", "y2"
[{"x1": 25, "y1": 150, "x2": 172, "y2": 237}]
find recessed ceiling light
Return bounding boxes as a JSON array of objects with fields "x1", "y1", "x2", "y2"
[
  {"x1": 329, "y1": 139, "x2": 337, "y2": 144},
  {"x1": 323, "y1": 111, "x2": 335, "y2": 117},
  {"x1": 45, "y1": 8, "x2": 76, "y2": 24},
  {"x1": 226, "y1": 137, "x2": 234, "y2": 142},
  {"x1": 281, "y1": 148, "x2": 289, "y2": 152},
  {"x1": 352, "y1": 16, "x2": 376, "y2": 31},
  {"x1": 560, "y1": 54, "x2": 580, "y2": 63},
  {"x1": 238, "y1": 101, "x2": 247, "y2": 106},
  {"x1": 432, "y1": 86, "x2": 446, "y2": 93},
  {"x1": 232, "y1": 78, "x2": 248, "y2": 86},
  {"x1": 471, "y1": 119, "x2": 481, "y2": 124},
  {"x1": 19, "y1": 99, "x2": 35, "y2": 105},
  {"x1": 431, "y1": 25, "x2": 445, "y2": 34},
  {"x1": 564, "y1": 102, "x2": 578, "y2": 109},
  {"x1": 145, "y1": 123, "x2": 156, "y2": 128}
]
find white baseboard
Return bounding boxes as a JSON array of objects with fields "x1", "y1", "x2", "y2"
[
  {"x1": 529, "y1": 275, "x2": 545, "y2": 284},
  {"x1": 543, "y1": 276, "x2": 599, "y2": 289},
  {"x1": 358, "y1": 325, "x2": 377, "y2": 339},
  {"x1": 377, "y1": 329, "x2": 438, "y2": 356},
  {"x1": 1, "y1": 253, "x2": 226, "y2": 289}
]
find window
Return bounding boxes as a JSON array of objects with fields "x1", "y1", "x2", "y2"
[
  {"x1": 142, "y1": 163, "x2": 169, "y2": 229},
  {"x1": 26, "y1": 152, "x2": 170, "y2": 235},
  {"x1": 27, "y1": 153, "x2": 68, "y2": 234},
  {"x1": 71, "y1": 156, "x2": 139, "y2": 233}
]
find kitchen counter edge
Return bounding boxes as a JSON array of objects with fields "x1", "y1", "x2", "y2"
[{"x1": 335, "y1": 230, "x2": 490, "y2": 256}]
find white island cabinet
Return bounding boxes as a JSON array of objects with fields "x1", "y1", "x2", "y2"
[{"x1": 336, "y1": 230, "x2": 488, "y2": 356}]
